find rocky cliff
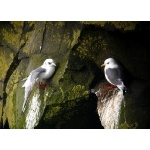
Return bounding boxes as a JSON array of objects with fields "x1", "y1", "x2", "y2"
[{"x1": 0, "y1": 21, "x2": 150, "y2": 129}]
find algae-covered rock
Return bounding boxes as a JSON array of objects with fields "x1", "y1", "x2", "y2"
[
  {"x1": 0, "y1": 21, "x2": 24, "y2": 51},
  {"x1": 1, "y1": 21, "x2": 150, "y2": 129},
  {"x1": 83, "y1": 21, "x2": 139, "y2": 31},
  {"x1": 0, "y1": 46, "x2": 16, "y2": 128},
  {"x1": 2, "y1": 22, "x2": 101, "y2": 128}
]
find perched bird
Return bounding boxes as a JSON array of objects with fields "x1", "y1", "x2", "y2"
[
  {"x1": 101, "y1": 58, "x2": 128, "y2": 95},
  {"x1": 22, "y1": 58, "x2": 56, "y2": 113}
]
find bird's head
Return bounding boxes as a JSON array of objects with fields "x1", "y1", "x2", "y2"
[
  {"x1": 43, "y1": 59, "x2": 56, "y2": 67},
  {"x1": 101, "y1": 58, "x2": 117, "y2": 68}
]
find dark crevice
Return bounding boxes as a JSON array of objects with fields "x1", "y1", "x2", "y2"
[
  {"x1": 3, "y1": 119, "x2": 10, "y2": 129},
  {"x1": 20, "y1": 22, "x2": 26, "y2": 42},
  {"x1": 22, "y1": 22, "x2": 35, "y2": 35},
  {"x1": 40, "y1": 21, "x2": 47, "y2": 53},
  {"x1": 19, "y1": 22, "x2": 28, "y2": 51},
  {"x1": 1, "y1": 51, "x2": 22, "y2": 128},
  {"x1": 2, "y1": 52, "x2": 21, "y2": 104}
]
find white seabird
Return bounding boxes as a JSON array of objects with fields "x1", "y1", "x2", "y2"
[
  {"x1": 101, "y1": 58, "x2": 127, "y2": 95},
  {"x1": 22, "y1": 58, "x2": 56, "y2": 113}
]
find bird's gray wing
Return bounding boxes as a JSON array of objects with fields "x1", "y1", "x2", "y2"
[
  {"x1": 30, "y1": 67, "x2": 46, "y2": 82},
  {"x1": 22, "y1": 67, "x2": 46, "y2": 113},
  {"x1": 106, "y1": 67, "x2": 124, "y2": 86}
]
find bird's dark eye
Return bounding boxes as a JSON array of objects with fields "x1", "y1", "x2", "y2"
[
  {"x1": 48, "y1": 62, "x2": 51, "y2": 64},
  {"x1": 107, "y1": 62, "x2": 109, "y2": 64}
]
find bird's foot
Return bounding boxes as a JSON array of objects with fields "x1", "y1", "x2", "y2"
[
  {"x1": 107, "y1": 85, "x2": 117, "y2": 90},
  {"x1": 39, "y1": 82, "x2": 49, "y2": 89}
]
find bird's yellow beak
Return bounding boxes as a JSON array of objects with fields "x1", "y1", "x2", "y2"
[
  {"x1": 101, "y1": 64, "x2": 105, "y2": 67},
  {"x1": 52, "y1": 63, "x2": 56, "y2": 66}
]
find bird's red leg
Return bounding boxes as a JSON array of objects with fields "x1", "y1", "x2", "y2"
[
  {"x1": 107, "y1": 84, "x2": 117, "y2": 90},
  {"x1": 39, "y1": 82, "x2": 49, "y2": 89}
]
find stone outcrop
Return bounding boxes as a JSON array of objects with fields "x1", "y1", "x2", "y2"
[{"x1": 0, "y1": 21, "x2": 150, "y2": 129}]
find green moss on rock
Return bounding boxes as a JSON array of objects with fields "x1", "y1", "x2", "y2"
[
  {"x1": 75, "y1": 27, "x2": 107, "y2": 66},
  {"x1": 119, "y1": 122, "x2": 138, "y2": 129},
  {"x1": 83, "y1": 21, "x2": 138, "y2": 31},
  {"x1": 0, "y1": 47, "x2": 14, "y2": 79},
  {"x1": 0, "y1": 102, "x2": 2, "y2": 122},
  {"x1": 1, "y1": 21, "x2": 24, "y2": 50},
  {"x1": 67, "y1": 85, "x2": 89, "y2": 100}
]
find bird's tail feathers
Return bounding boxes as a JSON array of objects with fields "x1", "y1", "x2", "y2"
[
  {"x1": 22, "y1": 78, "x2": 30, "y2": 87},
  {"x1": 22, "y1": 86, "x2": 32, "y2": 113},
  {"x1": 21, "y1": 77, "x2": 28, "y2": 83},
  {"x1": 22, "y1": 98, "x2": 28, "y2": 113}
]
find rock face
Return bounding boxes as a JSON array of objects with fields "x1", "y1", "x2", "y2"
[
  {"x1": 93, "y1": 82, "x2": 124, "y2": 129},
  {"x1": 94, "y1": 80, "x2": 150, "y2": 129},
  {"x1": 0, "y1": 21, "x2": 150, "y2": 129}
]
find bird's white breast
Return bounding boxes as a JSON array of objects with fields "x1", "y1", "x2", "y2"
[
  {"x1": 104, "y1": 64, "x2": 118, "y2": 86},
  {"x1": 39, "y1": 66, "x2": 55, "y2": 80}
]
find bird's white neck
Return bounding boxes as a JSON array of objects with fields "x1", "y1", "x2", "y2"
[{"x1": 105, "y1": 64, "x2": 118, "y2": 70}]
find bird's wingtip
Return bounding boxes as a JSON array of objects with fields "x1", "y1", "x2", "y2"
[{"x1": 22, "y1": 106, "x2": 26, "y2": 114}]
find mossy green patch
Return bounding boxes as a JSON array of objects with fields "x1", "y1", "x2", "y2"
[
  {"x1": 75, "y1": 28, "x2": 107, "y2": 66},
  {"x1": 1, "y1": 21, "x2": 24, "y2": 50},
  {"x1": 71, "y1": 29, "x2": 81, "y2": 48},
  {"x1": 83, "y1": 21, "x2": 138, "y2": 31},
  {"x1": 4, "y1": 91, "x2": 16, "y2": 128},
  {"x1": 0, "y1": 102, "x2": 2, "y2": 122},
  {"x1": 67, "y1": 85, "x2": 89, "y2": 100},
  {"x1": 52, "y1": 60, "x2": 68, "y2": 86},
  {"x1": 4, "y1": 60, "x2": 25, "y2": 128},
  {"x1": 44, "y1": 106, "x2": 61, "y2": 121},
  {"x1": 10, "y1": 21, "x2": 24, "y2": 31},
  {"x1": 56, "y1": 21, "x2": 65, "y2": 27},
  {"x1": 0, "y1": 47, "x2": 14, "y2": 79},
  {"x1": 28, "y1": 21, "x2": 35, "y2": 27},
  {"x1": 119, "y1": 122, "x2": 138, "y2": 129}
]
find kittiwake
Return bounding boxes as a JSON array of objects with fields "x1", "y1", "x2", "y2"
[
  {"x1": 101, "y1": 58, "x2": 127, "y2": 95},
  {"x1": 22, "y1": 58, "x2": 56, "y2": 113}
]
